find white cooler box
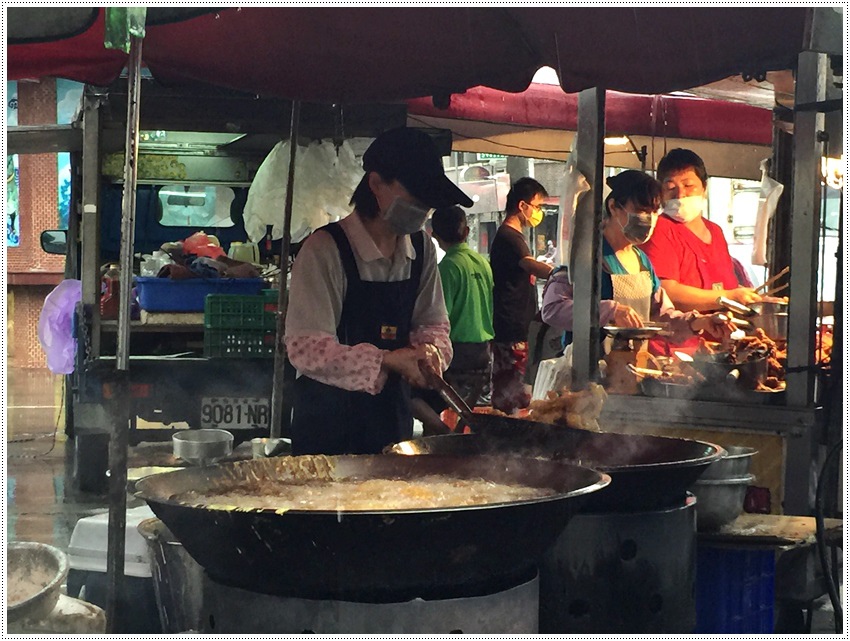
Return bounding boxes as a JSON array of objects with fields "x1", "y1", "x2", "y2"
[{"x1": 67, "y1": 505, "x2": 162, "y2": 633}]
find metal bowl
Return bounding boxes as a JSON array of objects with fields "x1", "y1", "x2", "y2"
[
  {"x1": 173, "y1": 429, "x2": 233, "y2": 467},
  {"x1": 691, "y1": 353, "x2": 768, "y2": 387},
  {"x1": 749, "y1": 300, "x2": 788, "y2": 341},
  {"x1": 7, "y1": 542, "x2": 69, "y2": 627},
  {"x1": 691, "y1": 474, "x2": 754, "y2": 531},
  {"x1": 700, "y1": 446, "x2": 757, "y2": 480}
]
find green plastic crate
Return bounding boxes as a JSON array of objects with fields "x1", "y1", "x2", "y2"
[
  {"x1": 262, "y1": 289, "x2": 279, "y2": 329},
  {"x1": 205, "y1": 294, "x2": 274, "y2": 329},
  {"x1": 204, "y1": 328, "x2": 276, "y2": 358}
]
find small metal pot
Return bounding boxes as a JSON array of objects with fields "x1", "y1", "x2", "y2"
[
  {"x1": 172, "y1": 429, "x2": 233, "y2": 467},
  {"x1": 749, "y1": 301, "x2": 788, "y2": 341},
  {"x1": 690, "y1": 474, "x2": 754, "y2": 531},
  {"x1": 700, "y1": 446, "x2": 757, "y2": 480}
]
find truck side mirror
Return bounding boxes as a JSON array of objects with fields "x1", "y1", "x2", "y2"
[{"x1": 40, "y1": 230, "x2": 67, "y2": 255}]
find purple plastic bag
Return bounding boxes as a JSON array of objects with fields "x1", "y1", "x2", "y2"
[{"x1": 38, "y1": 279, "x2": 82, "y2": 374}]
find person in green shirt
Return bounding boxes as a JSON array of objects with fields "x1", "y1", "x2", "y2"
[{"x1": 411, "y1": 205, "x2": 495, "y2": 434}]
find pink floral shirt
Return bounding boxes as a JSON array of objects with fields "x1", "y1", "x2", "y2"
[{"x1": 284, "y1": 212, "x2": 452, "y2": 395}]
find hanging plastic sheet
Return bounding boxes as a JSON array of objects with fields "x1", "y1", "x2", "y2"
[
  {"x1": 554, "y1": 139, "x2": 590, "y2": 277},
  {"x1": 243, "y1": 139, "x2": 362, "y2": 244},
  {"x1": 38, "y1": 279, "x2": 82, "y2": 374},
  {"x1": 751, "y1": 159, "x2": 784, "y2": 266}
]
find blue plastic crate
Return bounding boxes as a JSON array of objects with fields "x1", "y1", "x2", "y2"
[
  {"x1": 695, "y1": 545, "x2": 775, "y2": 633},
  {"x1": 135, "y1": 277, "x2": 265, "y2": 312}
]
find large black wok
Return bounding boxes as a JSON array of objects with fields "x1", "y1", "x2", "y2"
[
  {"x1": 135, "y1": 454, "x2": 609, "y2": 600},
  {"x1": 389, "y1": 414, "x2": 724, "y2": 511}
]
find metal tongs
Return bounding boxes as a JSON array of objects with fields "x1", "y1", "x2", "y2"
[{"x1": 419, "y1": 362, "x2": 477, "y2": 429}]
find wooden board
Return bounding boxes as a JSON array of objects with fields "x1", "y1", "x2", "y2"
[{"x1": 699, "y1": 513, "x2": 842, "y2": 547}]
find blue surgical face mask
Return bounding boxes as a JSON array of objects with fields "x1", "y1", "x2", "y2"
[{"x1": 382, "y1": 197, "x2": 434, "y2": 235}]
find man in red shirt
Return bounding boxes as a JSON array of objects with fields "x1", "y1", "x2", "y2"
[{"x1": 642, "y1": 149, "x2": 762, "y2": 312}]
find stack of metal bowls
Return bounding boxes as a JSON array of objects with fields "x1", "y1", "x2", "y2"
[{"x1": 690, "y1": 446, "x2": 757, "y2": 530}]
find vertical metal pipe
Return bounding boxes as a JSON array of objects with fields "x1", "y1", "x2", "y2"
[
  {"x1": 784, "y1": 51, "x2": 826, "y2": 515},
  {"x1": 570, "y1": 88, "x2": 606, "y2": 388},
  {"x1": 105, "y1": 34, "x2": 142, "y2": 632},
  {"x1": 80, "y1": 90, "x2": 102, "y2": 356},
  {"x1": 270, "y1": 100, "x2": 301, "y2": 440}
]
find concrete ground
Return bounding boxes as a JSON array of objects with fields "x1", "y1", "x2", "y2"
[{"x1": 5, "y1": 367, "x2": 843, "y2": 634}]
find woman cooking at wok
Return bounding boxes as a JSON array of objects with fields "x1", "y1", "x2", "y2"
[
  {"x1": 284, "y1": 127, "x2": 471, "y2": 455},
  {"x1": 541, "y1": 170, "x2": 733, "y2": 354}
]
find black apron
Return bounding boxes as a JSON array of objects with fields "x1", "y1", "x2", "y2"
[{"x1": 290, "y1": 223, "x2": 424, "y2": 455}]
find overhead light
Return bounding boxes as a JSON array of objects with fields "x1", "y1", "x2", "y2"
[
  {"x1": 604, "y1": 136, "x2": 630, "y2": 146},
  {"x1": 603, "y1": 134, "x2": 648, "y2": 170}
]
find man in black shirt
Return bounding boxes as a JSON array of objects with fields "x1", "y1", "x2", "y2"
[{"x1": 489, "y1": 177, "x2": 553, "y2": 413}]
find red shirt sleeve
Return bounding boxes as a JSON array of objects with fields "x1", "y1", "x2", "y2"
[{"x1": 641, "y1": 216, "x2": 681, "y2": 282}]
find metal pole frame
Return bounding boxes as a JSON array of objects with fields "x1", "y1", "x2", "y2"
[
  {"x1": 270, "y1": 100, "x2": 301, "y2": 440},
  {"x1": 105, "y1": 34, "x2": 143, "y2": 632},
  {"x1": 570, "y1": 88, "x2": 606, "y2": 388}
]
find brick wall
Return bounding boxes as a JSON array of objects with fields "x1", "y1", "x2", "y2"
[
  {"x1": 8, "y1": 79, "x2": 66, "y2": 368},
  {"x1": 9, "y1": 287, "x2": 55, "y2": 368}
]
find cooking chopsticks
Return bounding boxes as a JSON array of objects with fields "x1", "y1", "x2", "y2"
[
  {"x1": 762, "y1": 282, "x2": 789, "y2": 298},
  {"x1": 755, "y1": 266, "x2": 790, "y2": 294}
]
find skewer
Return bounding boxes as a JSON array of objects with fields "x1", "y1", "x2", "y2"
[{"x1": 755, "y1": 266, "x2": 790, "y2": 294}]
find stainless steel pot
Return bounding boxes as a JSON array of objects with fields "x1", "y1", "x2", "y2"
[
  {"x1": 690, "y1": 474, "x2": 754, "y2": 531},
  {"x1": 699, "y1": 446, "x2": 757, "y2": 480},
  {"x1": 749, "y1": 301, "x2": 788, "y2": 341}
]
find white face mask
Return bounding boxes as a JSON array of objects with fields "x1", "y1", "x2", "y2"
[
  {"x1": 663, "y1": 195, "x2": 705, "y2": 224},
  {"x1": 382, "y1": 197, "x2": 434, "y2": 235}
]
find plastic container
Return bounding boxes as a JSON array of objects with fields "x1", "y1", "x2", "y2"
[
  {"x1": 204, "y1": 328, "x2": 276, "y2": 358},
  {"x1": 135, "y1": 277, "x2": 264, "y2": 312},
  {"x1": 695, "y1": 545, "x2": 775, "y2": 633},
  {"x1": 204, "y1": 294, "x2": 273, "y2": 329},
  {"x1": 66, "y1": 505, "x2": 161, "y2": 633},
  {"x1": 100, "y1": 264, "x2": 120, "y2": 319}
]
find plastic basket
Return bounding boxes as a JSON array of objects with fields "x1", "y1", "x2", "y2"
[
  {"x1": 695, "y1": 545, "x2": 775, "y2": 633},
  {"x1": 204, "y1": 328, "x2": 276, "y2": 358},
  {"x1": 135, "y1": 277, "x2": 265, "y2": 312},
  {"x1": 205, "y1": 295, "x2": 270, "y2": 329},
  {"x1": 262, "y1": 289, "x2": 279, "y2": 329}
]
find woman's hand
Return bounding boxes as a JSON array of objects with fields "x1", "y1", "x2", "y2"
[
  {"x1": 723, "y1": 286, "x2": 763, "y2": 306},
  {"x1": 612, "y1": 303, "x2": 643, "y2": 328},
  {"x1": 382, "y1": 344, "x2": 440, "y2": 389}
]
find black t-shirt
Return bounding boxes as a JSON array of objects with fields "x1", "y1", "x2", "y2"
[{"x1": 489, "y1": 224, "x2": 537, "y2": 342}]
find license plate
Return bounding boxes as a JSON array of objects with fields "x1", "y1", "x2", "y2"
[{"x1": 200, "y1": 397, "x2": 270, "y2": 429}]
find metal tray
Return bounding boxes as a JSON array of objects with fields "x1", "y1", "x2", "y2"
[
  {"x1": 602, "y1": 325, "x2": 667, "y2": 340},
  {"x1": 639, "y1": 378, "x2": 786, "y2": 405}
]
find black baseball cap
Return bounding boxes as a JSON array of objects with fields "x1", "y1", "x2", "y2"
[{"x1": 362, "y1": 127, "x2": 473, "y2": 208}]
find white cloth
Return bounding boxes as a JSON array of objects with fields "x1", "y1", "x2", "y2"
[{"x1": 752, "y1": 159, "x2": 784, "y2": 266}]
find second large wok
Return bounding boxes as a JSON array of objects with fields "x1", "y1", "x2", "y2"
[
  {"x1": 390, "y1": 414, "x2": 724, "y2": 511},
  {"x1": 135, "y1": 454, "x2": 609, "y2": 600}
]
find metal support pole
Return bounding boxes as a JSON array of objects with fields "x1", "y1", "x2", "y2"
[
  {"x1": 105, "y1": 34, "x2": 143, "y2": 633},
  {"x1": 784, "y1": 51, "x2": 826, "y2": 514},
  {"x1": 270, "y1": 100, "x2": 301, "y2": 440},
  {"x1": 570, "y1": 88, "x2": 605, "y2": 388},
  {"x1": 80, "y1": 90, "x2": 103, "y2": 356}
]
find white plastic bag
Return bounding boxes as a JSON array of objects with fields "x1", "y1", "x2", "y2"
[
  {"x1": 243, "y1": 140, "x2": 362, "y2": 244},
  {"x1": 532, "y1": 344, "x2": 573, "y2": 401},
  {"x1": 38, "y1": 279, "x2": 82, "y2": 374},
  {"x1": 555, "y1": 140, "x2": 591, "y2": 275},
  {"x1": 752, "y1": 159, "x2": 784, "y2": 266}
]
